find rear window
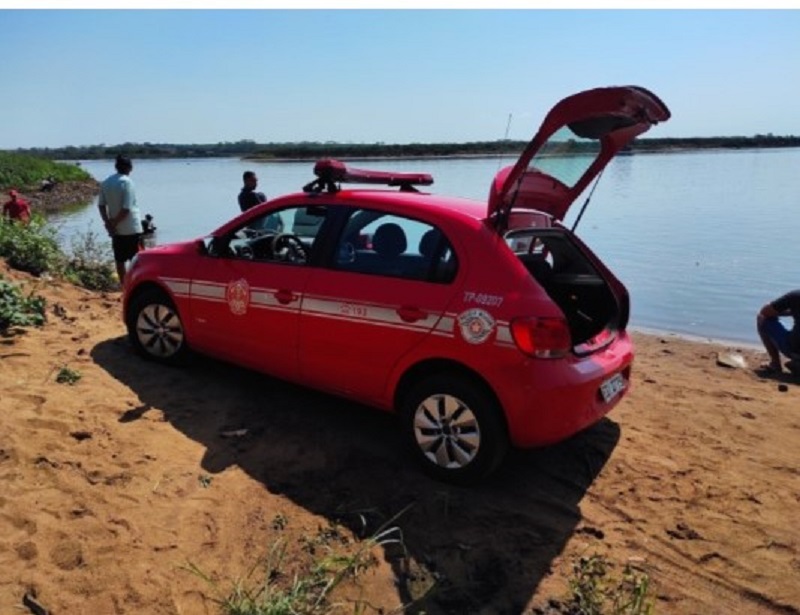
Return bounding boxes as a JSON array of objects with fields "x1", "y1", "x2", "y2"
[
  {"x1": 527, "y1": 126, "x2": 601, "y2": 188},
  {"x1": 332, "y1": 208, "x2": 457, "y2": 283}
]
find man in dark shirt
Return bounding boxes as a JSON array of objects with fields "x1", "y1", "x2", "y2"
[
  {"x1": 237, "y1": 171, "x2": 266, "y2": 212},
  {"x1": 237, "y1": 170, "x2": 284, "y2": 232},
  {"x1": 757, "y1": 289, "x2": 800, "y2": 375}
]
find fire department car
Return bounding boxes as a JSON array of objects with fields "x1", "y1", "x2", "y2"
[{"x1": 123, "y1": 86, "x2": 670, "y2": 483}]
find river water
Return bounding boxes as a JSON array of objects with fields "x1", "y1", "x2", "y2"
[{"x1": 52, "y1": 149, "x2": 800, "y2": 347}]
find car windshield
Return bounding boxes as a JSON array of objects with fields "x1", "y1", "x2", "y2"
[{"x1": 527, "y1": 126, "x2": 600, "y2": 189}]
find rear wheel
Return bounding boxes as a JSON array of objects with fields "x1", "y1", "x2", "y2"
[
  {"x1": 126, "y1": 288, "x2": 188, "y2": 365},
  {"x1": 401, "y1": 374, "x2": 509, "y2": 484}
]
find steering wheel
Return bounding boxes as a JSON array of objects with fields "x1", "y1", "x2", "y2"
[
  {"x1": 236, "y1": 244, "x2": 254, "y2": 259},
  {"x1": 272, "y1": 233, "x2": 308, "y2": 263}
]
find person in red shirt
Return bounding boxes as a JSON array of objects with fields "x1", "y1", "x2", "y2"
[{"x1": 2, "y1": 189, "x2": 31, "y2": 224}]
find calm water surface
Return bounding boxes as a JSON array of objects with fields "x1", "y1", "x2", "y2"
[{"x1": 53, "y1": 149, "x2": 800, "y2": 347}]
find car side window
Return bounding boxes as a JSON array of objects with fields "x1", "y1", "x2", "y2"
[
  {"x1": 209, "y1": 205, "x2": 328, "y2": 265},
  {"x1": 333, "y1": 209, "x2": 457, "y2": 283}
]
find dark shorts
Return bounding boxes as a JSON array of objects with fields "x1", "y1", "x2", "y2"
[
  {"x1": 112, "y1": 234, "x2": 141, "y2": 262},
  {"x1": 762, "y1": 319, "x2": 793, "y2": 357}
]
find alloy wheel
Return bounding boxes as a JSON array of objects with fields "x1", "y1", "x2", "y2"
[
  {"x1": 136, "y1": 303, "x2": 184, "y2": 358},
  {"x1": 412, "y1": 393, "x2": 481, "y2": 469}
]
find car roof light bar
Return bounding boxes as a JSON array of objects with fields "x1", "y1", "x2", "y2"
[{"x1": 303, "y1": 159, "x2": 434, "y2": 194}]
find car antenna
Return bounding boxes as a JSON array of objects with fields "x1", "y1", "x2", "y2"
[
  {"x1": 570, "y1": 168, "x2": 605, "y2": 233},
  {"x1": 497, "y1": 112, "x2": 513, "y2": 172}
]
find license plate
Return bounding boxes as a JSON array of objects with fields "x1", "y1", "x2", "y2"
[{"x1": 600, "y1": 373, "x2": 626, "y2": 403}]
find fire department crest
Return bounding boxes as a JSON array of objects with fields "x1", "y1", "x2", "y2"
[
  {"x1": 457, "y1": 308, "x2": 496, "y2": 345},
  {"x1": 226, "y1": 278, "x2": 250, "y2": 315}
]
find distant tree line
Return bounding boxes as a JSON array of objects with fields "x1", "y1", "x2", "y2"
[{"x1": 5, "y1": 134, "x2": 799, "y2": 161}]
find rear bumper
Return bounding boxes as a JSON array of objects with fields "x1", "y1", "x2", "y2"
[{"x1": 500, "y1": 332, "x2": 634, "y2": 448}]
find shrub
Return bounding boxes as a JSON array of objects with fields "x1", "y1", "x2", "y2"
[
  {"x1": 0, "y1": 217, "x2": 118, "y2": 291},
  {"x1": 0, "y1": 215, "x2": 64, "y2": 277},
  {"x1": 64, "y1": 227, "x2": 118, "y2": 291},
  {"x1": 0, "y1": 277, "x2": 46, "y2": 331}
]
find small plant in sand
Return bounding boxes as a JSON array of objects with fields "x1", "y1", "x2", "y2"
[
  {"x1": 185, "y1": 518, "x2": 405, "y2": 615},
  {"x1": 55, "y1": 365, "x2": 82, "y2": 385},
  {"x1": 0, "y1": 277, "x2": 46, "y2": 331},
  {"x1": 561, "y1": 553, "x2": 654, "y2": 615}
]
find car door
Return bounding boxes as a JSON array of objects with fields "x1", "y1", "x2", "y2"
[
  {"x1": 188, "y1": 204, "x2": 328, "y2": 381},
  {"x1": 299, "y1": 208, "x2": 458, "y2": 404}
]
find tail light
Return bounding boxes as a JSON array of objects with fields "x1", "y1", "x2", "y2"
[{"x1": 511, "y1": 316, "x2": 572, "y2": 358}]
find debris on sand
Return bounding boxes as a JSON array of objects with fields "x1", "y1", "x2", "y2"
[{"x1": 716, "y1": 351, "x2": 748, "y2": 369}]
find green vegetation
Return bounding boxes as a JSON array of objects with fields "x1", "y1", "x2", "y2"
[
  {"x1": 5, "y1": 133, "x2": 800, "y2": 162},
  {"x1": 55, "y1": 365, "x2": 82, "y2": 385},
  {"x1": 63, "y1": 227, "x2": 118, "y2": 292},
  {"x1": 0, "y1": 151, "x2": 91, "y2": 191},
  {"x1": 560, "y1": 554, "x2": 654, "y2": 615},
  {"x1": 186, "y1": 518, "x2": 404, "y2": 615},
  {"x1": 0, "y1": 215, "x2": 63, "y2": 276},
  {"x1": 0, "y1": 217, "x2": 117, "y2": 291},
  {"x1": 0, "y1": 277, "x2": 46, "y2": 331}
]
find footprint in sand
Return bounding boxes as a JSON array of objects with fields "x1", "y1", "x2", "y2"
[
  {"x1": 15, "y1": 541, "x2": 38, "y2": 561},
  {"x1": 50, "y1": 539, "x2": 84, "y2": 570}
]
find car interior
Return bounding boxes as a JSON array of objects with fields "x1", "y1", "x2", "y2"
[{"x1": 333, "y1": 210, "x2": 457, "y2": 283}]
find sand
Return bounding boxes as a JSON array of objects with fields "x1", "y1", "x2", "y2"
[{"x1": 1, "y1": 258, "x2": 798, "y2": 614}]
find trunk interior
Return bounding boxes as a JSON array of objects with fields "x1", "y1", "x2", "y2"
[{"x1": 508, "y1": 229, "x2": 620, "y2": 348}]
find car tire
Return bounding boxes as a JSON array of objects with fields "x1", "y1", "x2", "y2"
[
  {"x1": 126, "y1": 288, "x2": 189, "y2": 365},
  {"x1": 401, "y1": 374, "x2": 509, "y2": 485}
]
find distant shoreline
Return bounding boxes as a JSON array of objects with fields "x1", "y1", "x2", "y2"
[{"x1": 7, "y1": 136, "x2": 800, "y2": 162}]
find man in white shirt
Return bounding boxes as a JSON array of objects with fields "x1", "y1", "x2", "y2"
[{"x1": 98, "y1": 155, "x2": 142, "y2": 284}]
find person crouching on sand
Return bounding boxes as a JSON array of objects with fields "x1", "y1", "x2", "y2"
[{"x1": 757, "y1": 289, "x2": 800, "y2": 376}]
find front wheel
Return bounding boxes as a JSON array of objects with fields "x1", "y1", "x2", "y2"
[
  {"x1": 126, "y1": 288, "x2": 189, "y2": 365},
  {"x1": 400, "y1": 374, "x2": 509, "y2": 485}
]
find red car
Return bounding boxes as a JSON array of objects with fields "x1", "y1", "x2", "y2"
[{"x1": 123, "y1": 86, "x2": 670, "y2": 483}]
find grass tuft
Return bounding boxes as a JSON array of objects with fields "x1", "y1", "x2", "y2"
[{"x1": 560, "y1": 553, "x2": 654, "y2": 615}]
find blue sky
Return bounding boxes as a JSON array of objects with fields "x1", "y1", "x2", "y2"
[{"x1": 1, "y1": 9, "x2": 799, "y2": 148}]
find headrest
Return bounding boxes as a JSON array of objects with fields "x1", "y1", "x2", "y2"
[
  {"x1": 373, "y1": 223, "x2": 407, "y2": 259},
  {"x1": 418, "y1": 228, "x2": 442, "y2": 258}
]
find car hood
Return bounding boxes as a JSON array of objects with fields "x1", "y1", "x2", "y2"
[{"x1": 488, "y1": 86, "x2": 670, "y2": 225}]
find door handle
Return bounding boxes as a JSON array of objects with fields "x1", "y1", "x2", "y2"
[
  {"x1": 275, "y1": 289, "x2": 297, "y2": 305},
  {"x1": 397, "y1": 306, "x2": 427, "y2": 323}
]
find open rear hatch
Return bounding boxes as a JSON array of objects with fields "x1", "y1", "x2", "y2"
[
  {"x1": 492, "y1": 86, "x2": 670, "y2": 352},
  {"x1": 488, "y1": 85, "x2": 670, "y2": 227}
]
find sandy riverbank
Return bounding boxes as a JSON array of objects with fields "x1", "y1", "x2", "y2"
[{"x1": 1, "y1": 258, "x2": 798, "y2": 614}]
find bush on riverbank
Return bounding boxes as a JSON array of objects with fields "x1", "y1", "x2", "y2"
[
  {"x1": 0, "y1": 215, "x2": 62, "y2": 276},
  {"x1": 0, "y1": 151, "x2": 92, "y2": 192},
  {"x1": 1, "y1": 152, "x2": 114, "y2": 291},
  {"x1": 0, "y1": 217, "x2": 117, "y2": 291},
  {"x1": 1, "y1": 151, "x2": 100, "y2": 217}
]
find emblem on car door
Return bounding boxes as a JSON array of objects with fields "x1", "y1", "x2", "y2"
[
  {"x1": 226, "y1": 278, "x2": 250, "y2": 316},
  {"x1": 457, "y1": 308, "x2": 496, "y2": 344}
]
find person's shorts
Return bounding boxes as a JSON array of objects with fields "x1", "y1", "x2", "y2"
[
  {"x1": 112, "y1": 234, "x2": 141, "y2": 262},
  {"x1": 762, "y1": 318, "x2": 794, "y2": 357}
]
